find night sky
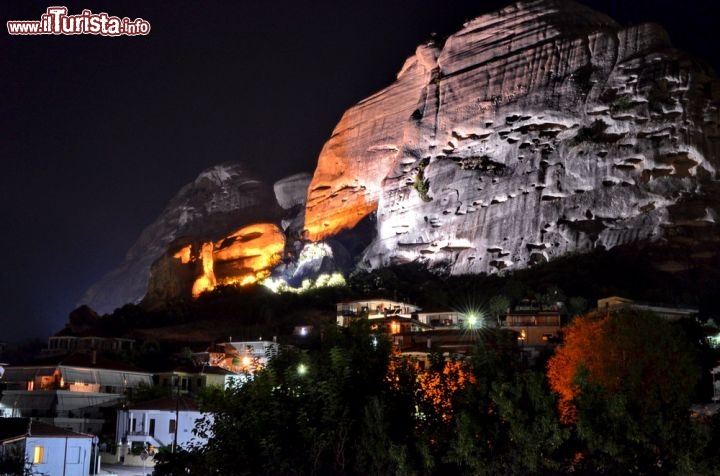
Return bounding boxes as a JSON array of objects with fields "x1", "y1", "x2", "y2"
[{"x1": 1, "y1": 0, "x2": 719, "y2": 343}]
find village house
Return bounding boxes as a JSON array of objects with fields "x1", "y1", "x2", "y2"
[
  {"x1": 596, "y1": 296, "x2": 699, "y2": 320},
  {"x1": 156, "y1": 365, "x2": 238, "y2": 395},
  {"x1": 502, "y1": 305, "x2": 564, "y2": 347},
  {"x1": 0, "y1": 351, "x2": 152, "y2": 435},
  {"x1": 42, "y1": 336, "x2": 135, "y2": 357},
  {"x1": 0, "y1": 417, "x2": 98, "y2": 475},
  {"x1": 110, "y1": 396, "x2": 211, "y2": 468}
]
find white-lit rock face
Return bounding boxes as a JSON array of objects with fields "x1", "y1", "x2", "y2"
[
  {"x1": 274, "y1": 173, "x2": 312, "y2": 210},
  {"x1": 306, "y1": 0, "x2": 720, "y2": 275}
]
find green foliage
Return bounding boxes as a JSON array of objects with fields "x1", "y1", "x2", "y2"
[
  {"x1": 154, "y1": 313, "x2": 720, "y2": 475},
  {"x1": 566, "y1": 296, "x2": 589, "y2": 317},
  {"x1": 0, "y1": 450, "x2": 30, "y2": 476},
  {"x1": 413, "y1": 162, "x2": 432, "y2": 202}
]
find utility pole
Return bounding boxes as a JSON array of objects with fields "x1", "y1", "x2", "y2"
[{"x1": 172, "y1": 375, "x2": 180, "y2": 453}]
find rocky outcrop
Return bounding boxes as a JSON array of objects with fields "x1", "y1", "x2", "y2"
[
  {"x1": 274, "y1": 173, "x2": 312, "y2": 211},
  {"x1": 305, "y1": 0, "x2": 720, "y2": 275},
  {"x1": 144, "y1": 223, "x2": 285, "y2": 304},
  {"x1": 304, "y1": 44, "x2": 440, "y2": 240},
  {"x1": 80, "y1": 163, "x2": 281, "y2": 313},
  {"x1": 274, "y1": 173, "x2": 312, "y2": 235}
]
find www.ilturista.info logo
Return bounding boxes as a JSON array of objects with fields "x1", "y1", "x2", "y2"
[{"x1": 7, "y1": 7, "x2": 150, "y2": 36}]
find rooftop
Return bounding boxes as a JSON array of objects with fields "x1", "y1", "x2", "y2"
[{"x1": 0, "y1": 418, "x2": 94, "y2": 441}]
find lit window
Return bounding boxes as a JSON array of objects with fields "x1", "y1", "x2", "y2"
[{"x1": 33, "y1": 446, "x2": 44, "y2": 464}]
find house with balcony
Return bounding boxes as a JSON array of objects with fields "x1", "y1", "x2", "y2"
[
  {"x1": 194, "y1": 340, "x2": 279, "y2": 377},
  {"x1": 155, "y1": 365, "x2": 238, "y2": 395},
  {"x1": 336, "y1": 299, "x2": 421, "y2": 326},
  {"x1": 110, "y1": 396, "x2": 211, "y2": 468},
  {"x1": 501, "y1": 305, "x2": 563, "y2": 347},
  {"x1": 42, "y1": 336, "x2": 135, "y2": 357},
  {"x1": 0, "y1": 352, "x2": 152, "y2": 435},
  {"x1": 336, "y1": 299, "x2": 430, "y2": 334}
]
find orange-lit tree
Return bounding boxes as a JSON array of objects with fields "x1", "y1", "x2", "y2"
[{"x1": 547, "y1": 309, "x2": 702, "y2": 472}]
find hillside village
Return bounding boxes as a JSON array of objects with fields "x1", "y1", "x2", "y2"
[{"x1": 1, "y1": 292, "x2": 719, "y2": 475}]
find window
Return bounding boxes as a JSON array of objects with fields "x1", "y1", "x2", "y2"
[
  {"x1": 169, "y1": 419, "x2": 176, "y2": 434},
  {"x1": 32, "y1": 446, "x2": 44, "y2": 464},
  {"x1": 149, "y1": 419, "x2": 156, "y2": 437}
]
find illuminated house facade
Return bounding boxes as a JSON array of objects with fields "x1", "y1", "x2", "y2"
[
  {"x1": 336, "y1": 299, "x2": 428, "y2": 334},
  {"x1": 0, "y1": 418, "x2": 96, "y2": 476},
  {"x1": 112, "y1": 396, "x2": 211, "y2": 467},
  {"x1": 502, "y1": 307, "x2": 563, "y2": 346},
  {"x1": 191, "y1": 340, "x2": 280, "y2": 386},
  {"x1": 416, "y1": 310, "x2": 466, "y2": 328},
  {"x1": 0, "y1": 352, "x2": 152, "y2": 434},
  {"x1": 336, "y1": 299, "x2": 421, "y2": 325}
]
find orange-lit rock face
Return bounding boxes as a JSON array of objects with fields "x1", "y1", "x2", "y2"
[
  {"x1": 303, "y1": 45, "x2": 439, "y2": 241},
  {"x1": 173, "y1": 245, "x2": 192, "y2": 264},
  {"x1": 191, "y1": 242, "x2": 217, "y2": 297},
  {"x1": 175, "y1": 223, "x2": 285, "y2": 297}
]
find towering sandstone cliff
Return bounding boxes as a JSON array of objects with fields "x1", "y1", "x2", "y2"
[
  {"x1": 82, "y1": 0, "x2": 720, "y2": 312},
  {"x1": 305, "y1": 0, "x2": 720, "y2": 274}
]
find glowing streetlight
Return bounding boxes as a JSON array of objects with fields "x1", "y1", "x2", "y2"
[
  {"x1": 297, "y1": 363, "x2": 308, "y2": 376},
  {"x1": 467, "y1": 314, "x2": 478, "y2": 329}
]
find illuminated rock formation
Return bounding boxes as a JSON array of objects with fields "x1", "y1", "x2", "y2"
[
  {"x1": 304, "y1": 44, "x2": 440, "y2": 240},
  {"x1": 306, "y1": 0, "x2": 720, "y2": 275},
  {"x1": 274, "y1": 173, "x2": 312, "y2": 234},
  {"x1": 274, "y1": 173, "x2": 312, "y2": 211},
  {"x1": 145, "y1": 223, "x2": 285, "y2": 302},
  {"x1": 81, "y1": 163, "x2": 281, "y2": 313}
]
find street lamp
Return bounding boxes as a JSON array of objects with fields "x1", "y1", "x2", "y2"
[
  {"x1": 467, "y1": 314, "x2": 478, "y2": 329},
  {"x1": 297, "y1": 363, "x2": 308, "y2": 376}
]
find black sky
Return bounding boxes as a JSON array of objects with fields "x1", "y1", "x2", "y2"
[{"x1": 1, "y1": 0, "x2": 718, "y2": 343}]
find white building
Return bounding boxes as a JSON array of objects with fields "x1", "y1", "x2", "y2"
[
  {"x1": 111, "y1": 396, "x2": 211, "y2": 467},
  {"x1": 0, "y1": 418, "x2": 97, "y2": 475}
]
